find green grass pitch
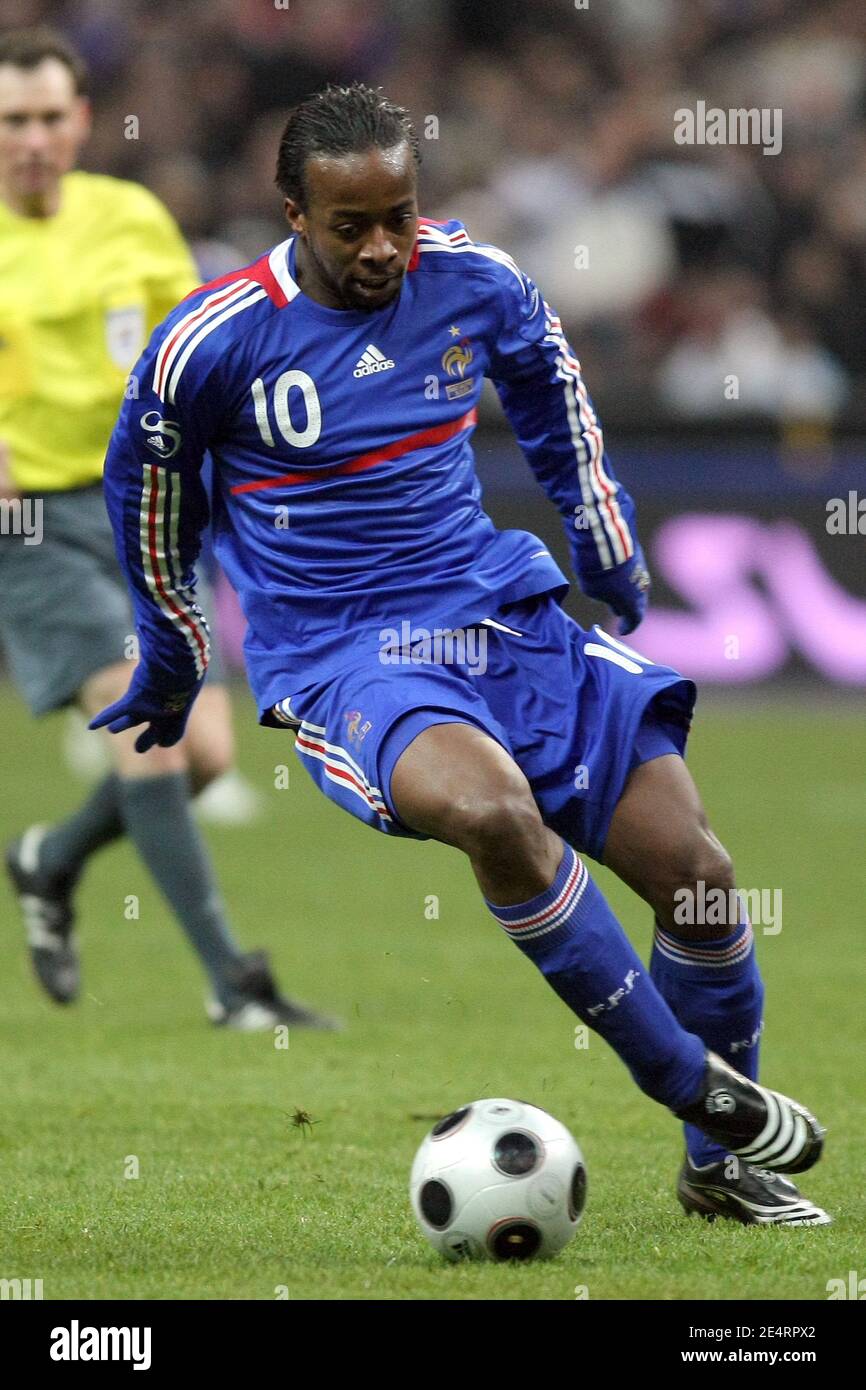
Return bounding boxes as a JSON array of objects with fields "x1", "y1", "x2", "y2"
[{"x1": 1, "y1": 683, "x2": 863, "y2": 1300}]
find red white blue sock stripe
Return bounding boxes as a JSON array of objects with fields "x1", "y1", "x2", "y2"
[
  {"x1": 486, "y1": 844, "x2": 588, "y2": 946},
  {"x1": 654, "y1": 918, "x2": 754, "y2": 970}
]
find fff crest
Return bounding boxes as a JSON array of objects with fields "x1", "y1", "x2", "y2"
[
  {"x1": 441, "y1": 339, "x2": 473, "y2": 378},
  {"x1": 441, "y1": 335, "x2": 475, "y2": 400}
]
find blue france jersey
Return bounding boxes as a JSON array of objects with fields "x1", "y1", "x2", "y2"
[{"x1": 103, "y1": 218, "x2": 637, "y2": 714}]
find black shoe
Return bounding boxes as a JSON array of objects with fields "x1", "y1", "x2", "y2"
[
  {"x1": 5, "y1": 827, "x2": 79, "y2": 1005},
  {"x1": 677, "y1": 1154, "x2": 831, "y2": 1226},
  {"x1": 675, "y1": 1051, "x2": 825, "y2": 1175},
  {"x1": 207, "y1": 950, "x2": 342, "y2": 1031}
]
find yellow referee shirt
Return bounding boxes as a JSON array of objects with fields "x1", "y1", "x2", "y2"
[{"x1": 0, "y1": 170, "x2": 198, "y2": 492}]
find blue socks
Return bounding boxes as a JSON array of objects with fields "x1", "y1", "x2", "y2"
[
  {"x1": 651, "y1": 910, "x2": 764, "y2": 1165},
  {"x1": 483, "y1": 842, "x2": 764, "y2": 1166},
  {"x1": 485, "y1": 844, "x2": 706, "y2": 1110}
]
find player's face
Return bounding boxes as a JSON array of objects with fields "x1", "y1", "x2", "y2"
[
  {"x1": 0, "y1": 59, "x2": 90, "y2": 213},
  {"x1": 286, "y1": 143, "x2": 418, "y2": 311}
]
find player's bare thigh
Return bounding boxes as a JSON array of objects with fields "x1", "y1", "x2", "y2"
[
  {"x1": 77, "y1": 662, "x2": 233, "y2": 786},
  {"x1": 603, "y1": 754, "x2": 737, "y2": 940},
  {"x1": 390, "y1": 721, "x2": 561, "y2": 903},
  {"x1": 183, "y1": 684, "x2": 235, "y2": 792}
]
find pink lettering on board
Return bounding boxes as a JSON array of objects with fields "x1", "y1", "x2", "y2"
[{"x1": 636, "y1": 515, "x2": 866, "y2": 683}]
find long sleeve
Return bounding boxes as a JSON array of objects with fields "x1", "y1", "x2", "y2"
[
  {"x1": 487, "y1": 265, "x2": 638, "y2": 581},
  {"x1": 102, "y1": 317, "x2": 219, "y2": 695}
]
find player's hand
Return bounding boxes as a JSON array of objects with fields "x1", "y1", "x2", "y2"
[
  {"x1": 88, "y1": 673, "x2": 202, "y2": 752},
  {"x1": 580, "y1": 544, "x2": 651, "y2": 636}
]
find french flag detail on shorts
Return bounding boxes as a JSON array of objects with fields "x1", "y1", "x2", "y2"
[
  {"x1": 271, "y1": 697, "x2": 300, "y2": 727},
  {"x1": 486, "y1": 844, "x2": 588, "y2": 945},
  {"x1": 294, "y1": 718, "x2": 392, "y2": 823}
]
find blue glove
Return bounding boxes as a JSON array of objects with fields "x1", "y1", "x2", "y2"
[
  {"x1": 88, "y1": 668, "x2": 202, "y2": 752},
  {"x1": 579, "y1": 544, "x2": 651, "y2": 636}
]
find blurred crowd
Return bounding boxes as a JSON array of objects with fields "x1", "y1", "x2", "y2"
[{"x1": 5, "y1": 0, "x2": 866, "y2": 426}]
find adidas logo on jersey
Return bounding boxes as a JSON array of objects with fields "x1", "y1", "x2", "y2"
[{"x1": 353, "y1": 344, "x2": 396, "y2": 377}]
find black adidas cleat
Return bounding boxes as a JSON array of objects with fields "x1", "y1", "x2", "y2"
[
  {"x1": 5, "y1": 827, "x2": 79, "y2": 1005},
  {"x1": 677, "y1": 1155, "x2": 831, "y2": 1226},
  {"x1": 675, "y1": 1051, "x2": 825, "y2": 1175},
  {"x1": 207, "y1": 950, "x2": 342, "y2": 1031}
]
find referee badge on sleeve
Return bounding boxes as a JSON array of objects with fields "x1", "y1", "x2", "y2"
[{"x1": 105, "y1": 305, "x2": 145, "y2": 369}]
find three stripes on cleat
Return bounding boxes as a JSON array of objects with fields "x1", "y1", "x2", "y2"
[{"x1": 730, "y1": 1089, "x2": 823, "y2": 1173}]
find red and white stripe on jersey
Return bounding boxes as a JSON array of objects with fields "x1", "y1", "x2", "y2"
[
  {"x1": 543, "y1": 304, "x2": 632, "y2": 569},
  {"x1": 153, "y1": 278, "x2": 267, "y2": 405},
  {"x1": 415, "y1": 221, "x2": 526, "y2": 289},
  {"x1": 139, "y1": 463, "x2": 209, "y2": 678},
  {"x1": 153, "y1": 240, "x2": 300, "y2": 405},
  {"x1": 294, "y1": 720, "x2": 392, "y2": 823},
  {"x1": 266, "y1": 237, "x2": 302, "y2": 304}
]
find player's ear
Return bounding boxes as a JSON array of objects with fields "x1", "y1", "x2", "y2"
[
  {"x1": 74, "y1": 95, "x2": 92, "y2": 145},
  {"x1": 284, "y1": 198, "x2": 305, "y2": 236}
]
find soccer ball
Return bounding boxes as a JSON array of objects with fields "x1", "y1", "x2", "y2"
[{"x1": 410, "y1": 1097, "x2": 587, "y2": 1262}]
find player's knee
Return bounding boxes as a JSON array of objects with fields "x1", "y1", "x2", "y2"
[
  {"x1": 183, "y1": 689, "x2": 235, "y2": 789},
  {"x1": 694, "y1": 831, "x2": 735, "y2": 897},
  {"x1": 187, "y1": 741, "x2": 233, "y2": 790},
  {"x1": 666, "y1": 829, "x2": 738, "y2": 932},
  {"x1": 112, "y1": 739, "x2": 188, "y2": 780},
  {"x1": 451, "y1": 786, "x2": 546, "y2": 867},
  {"x1": 78, "y1": 660, "x2": 135, "y2": 720}
]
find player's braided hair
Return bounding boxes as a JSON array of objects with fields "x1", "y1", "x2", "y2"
[{"x1": 275, "y1": 82, "x2": 420, "y2": 208}]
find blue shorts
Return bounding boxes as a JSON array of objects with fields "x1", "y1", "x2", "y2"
[{"x1": 269, "y1": 593, "x2": 696, "y2": 863}]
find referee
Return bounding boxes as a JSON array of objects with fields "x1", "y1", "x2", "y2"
[{"x1": 0, "y1": 27, "x2": 333, "y2": 1029}]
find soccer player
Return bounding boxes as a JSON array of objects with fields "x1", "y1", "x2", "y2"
[
  {"x1": 94, "y1": 84, "x2": 828, "y2": 1223},
  {"x1": 0, "y1": 28, "x2": 334, "y2": 1030}
]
